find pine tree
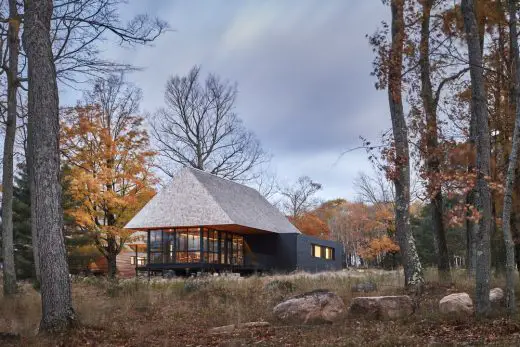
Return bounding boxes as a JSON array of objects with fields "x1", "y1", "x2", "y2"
[{"x1": 12, "y1": 164, "x2": 34, "y2": 279}]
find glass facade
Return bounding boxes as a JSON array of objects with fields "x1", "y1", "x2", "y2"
[{"x1": 144, "y1": 228, "x2": 244, "y2": 266}]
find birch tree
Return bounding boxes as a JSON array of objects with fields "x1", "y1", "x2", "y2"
[{"x1": 386, "y1": 0, "x2": 424, "y2": 291}]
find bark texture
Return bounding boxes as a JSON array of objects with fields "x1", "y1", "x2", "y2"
[
  {"x1": 502, "y1": 0, "x2": 519, "y2": 314},
  {"x1": 461, "y1": 0, "x2": 492, "y2": 316},
  {"x1": 388, "y1": 0, "x2": 424, "y2": 291},
  {"x1": 23, "y1": 0, "x2": 76, "y2": 332},
  {"x1": 1, "y1": 0, "x2": 20, "y2": 295},
  {"x1": 419, "y1": 0, "x2": 451, "y2": 283},
  {"x1": 26, "y1": 110, "x2": 40, "y2": 283}
]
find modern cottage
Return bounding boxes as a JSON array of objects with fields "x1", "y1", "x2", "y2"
[{"x1": 124, "y1": 167, "x2": 343, "y2": 276}]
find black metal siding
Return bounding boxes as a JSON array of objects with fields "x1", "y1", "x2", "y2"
[
  {"x1": 240, "y1": 233, "x2": 343, "y2": 273},
  {"x1": 243, "y1": 233, "x2": 278, "y2": 269},
  {"x1": 295, "y1": 234, "x2": 343, "y2": 271}
]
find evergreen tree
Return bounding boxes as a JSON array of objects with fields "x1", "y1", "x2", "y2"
[{"x1": 12, "y1": 164, "x2": 34, "y2": 279}]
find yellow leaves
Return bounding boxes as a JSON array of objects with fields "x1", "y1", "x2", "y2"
[{"x1": 61, "y1": 104, "x2": 156, "y2": 240}]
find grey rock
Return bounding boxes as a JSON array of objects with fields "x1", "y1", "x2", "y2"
[
  {"x1": 349, "y1": 295, "x2": 414, "y2": 319},
  {"x1": 273, "y1": 289, "x2": 345, "y2": 324},
  {"x1": 439, "y1": 293, "x2": 473, "y2": 315}
]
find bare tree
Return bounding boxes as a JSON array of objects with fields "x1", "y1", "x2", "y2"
[
  {"x1": 51, "y1": 0, "x2": 168, "y2": 82},
  {"x1": 387, "y1": 0, "x2": 424, "y2": 291},
  {"x1": 151, "y1": 65, "x2": 269, "y2": 182},
  {"x1": 461, "y1": 0, "x2": 492, "y2": 317},
  {"x1": 23, "y1": 0, "x2": 75, "y2": 332},
  {"x1": 84, "y1": 73, "x2": 142, "y2": 139},
  {"x1": 1, "y1": 0, "x2": 20, "y2": 295},
  {"x1": 252, "y1": 167, "x2": 278, "y2": 201},
  {"x1": 280, "y1": 176, "x2": 322, "y2": 219},
  {"x1": 354, "y1": 170, "x2": 394, "y2": 207}
]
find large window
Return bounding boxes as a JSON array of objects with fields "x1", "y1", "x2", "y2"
[
  {"x1": 232, "y1": 235, "x2": 244, "y2": 265},
  {"x1": 204, "y1": 230, "x2": 219, "y2": 264},
  {"x1": 312, "y1": 244, "x2": 335, "y2": 260},
  {"x1": 150, "y1": 230, "x2": 163, "y2": 264},
  {"x1": 130, "y1": 256, "x2": 147, "y2": 266},
  {"x1": 145, "y1": 228, "x2": 244, "y2": 266}
]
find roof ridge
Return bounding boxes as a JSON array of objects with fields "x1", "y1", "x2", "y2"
[
  {"x1": 186, "y1": 168, "x2": 235, "y2": 224},
  {"x1": 185, "y1": 167, "x2": 260, "y2": 194}
]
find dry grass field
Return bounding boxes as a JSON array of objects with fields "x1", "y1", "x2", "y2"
[{"x1": 1, "y1": 268, "x2": 520, "y2": 346}]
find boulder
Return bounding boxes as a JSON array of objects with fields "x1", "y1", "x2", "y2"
[
  {"x1": 273, "y1": 289, "x2": 345, "y2": 324},
  {"x1": 439, "y1": 293, "x2": 473, "y2": 315},
  {"x1": 348, "y1": 295, "x2": 414, "y2": 319},
  {"x1": 489, "y1": 288, "x2": 504, "y2": 304}
]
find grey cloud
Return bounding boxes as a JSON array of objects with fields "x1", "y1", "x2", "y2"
[{"x1": 92, "y1": 0, "x2": 392, "y2": 200}]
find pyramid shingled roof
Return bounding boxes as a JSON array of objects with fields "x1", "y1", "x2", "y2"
[{"x1": 125, "y1": 167, "x2": 300, "y2": 234}]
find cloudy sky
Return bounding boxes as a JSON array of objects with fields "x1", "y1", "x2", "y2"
[{"x1": 63, "y1": 0, "x2": 391, "y2": 201}]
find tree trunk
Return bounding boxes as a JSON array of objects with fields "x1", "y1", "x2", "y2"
[
  {"x1": 388, "y1": 0, "x2": 424, "y2": 292},
  {"x1": 466, "y1": 212, "x2": 477, "y2": 277},
  {"x1": 107, "y1": 253, "x2": 117, "y2": 279},
  {"x1": 25, "y1": 123, "x2": 40, "y2": 284},
  {"x1": 461, "y1": 0, "x2": 492, "y2": 317},
  {"x1": 1, "y1": 0, "x2": 20, "y2": 295},
  {"x1": 106, "y1": 235, "x2": 117, "y2": 279},
  {"x1": 23, "y1": 0, "x2": 76, "y2": 332},
  {"x1": 419, "y1": 0, "x2": 451, "y2": 283},
  {"x1": 501, "y1": 0, "x2": 519, "y2": 314}
]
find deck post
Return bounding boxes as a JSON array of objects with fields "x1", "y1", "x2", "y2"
[
  {"x1": 147, "y1": 229, "x2": 151, "y2": 280},
  {"x1": 134, "y1": 244, "x2": 138, "y2": 278},
  {"x1": 199, "y1": 227, "x2": 204, "y2": 273}
]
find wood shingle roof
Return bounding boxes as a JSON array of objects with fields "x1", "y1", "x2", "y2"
[{"x1": 125, "y1": 167, "x2": 300, "y2": 234}]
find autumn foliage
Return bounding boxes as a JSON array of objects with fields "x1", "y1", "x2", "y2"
[
  {"x1": 289, "y1": 213, "x2": 330, "y2": 238},
  {"x1": 60, "y1": 105, "x2": 156, "y2": 277},
  {"x1": 291, "y1": 198, "x2": 400, "y2": 266}
]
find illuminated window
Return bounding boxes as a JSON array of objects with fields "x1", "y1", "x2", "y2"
[
  {"x1": 312, "y1": 244, "x2": 334, "y2": 260},
  {"x1": 130, "y1": 256, "x2": 147, "y2": 266},
  {"x1": 313, "y1": 245, "x2": 322, "y2": 258},
  {"x1": 325, "y1": 247, "x2": 334, "y2": 260}
]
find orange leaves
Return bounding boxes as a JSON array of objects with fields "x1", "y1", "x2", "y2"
[
  {"x1": 289, "y1": 213, "x2": 330, "y2": 238},
  {"x1": 358, "y1": 236, "x2": 400, "y2": 261},
  {"x1": 60, "y1": 104, "x2": 156, "y2": 238}
]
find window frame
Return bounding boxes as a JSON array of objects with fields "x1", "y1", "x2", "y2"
[{"x1": 311, "y1": 244, "x2": 335, "y2": 261}]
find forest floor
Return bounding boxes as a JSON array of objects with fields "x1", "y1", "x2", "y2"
[{"x1": 2, "y1": 268, "x2": 520, "y2": 346}]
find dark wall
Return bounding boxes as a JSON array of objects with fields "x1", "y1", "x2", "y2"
[
  {"x1": 243, "y1": 233, "x2": 279, "y2": 269},
  {"x1": 275, "y1": 234, "x2": 298, "y2": 271},
  {"x1": 244, "y1": 232, "x2": 343, "y2": 273},
  {"x1": 295, "y1": 234, "x2": 343, "y2": 272}
]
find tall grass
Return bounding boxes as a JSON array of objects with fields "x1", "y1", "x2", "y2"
[{"x1": 0, "y1": 268, "x2": 515, "y2": 346}]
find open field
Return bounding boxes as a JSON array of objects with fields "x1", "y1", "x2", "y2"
[{"x1": 2, "y1": 268, "x2": 520, "y2": 346}]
